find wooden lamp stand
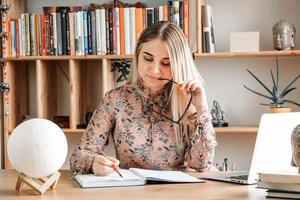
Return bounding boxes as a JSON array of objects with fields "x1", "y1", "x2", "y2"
[{"x1": 15, "y1": 171, "x2": 61, "y2": 195}]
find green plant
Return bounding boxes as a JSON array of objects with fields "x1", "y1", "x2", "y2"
[{"x1": 243, "y1": 57, "x2": 300, "y2": 107}]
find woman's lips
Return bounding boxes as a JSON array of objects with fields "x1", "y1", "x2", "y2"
[{"x1": 147, "y1": 75, "x2": 160, "y2": 80}]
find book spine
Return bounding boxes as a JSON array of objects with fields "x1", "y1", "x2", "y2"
[
  {"x1": 18, "y1": 18, "x2": 22, "y2": 56},
  {"x1": 124, "y1": 8, "x2": 130, "y2": 55},
  {"x1": 173, "y1": 1, "x2": 180, "y2": 27},
  {"x1": 90, "y1": 10, "x2": 96, "y2": 55},
  {"x1": 83, "y1": 10, "x2": 88, "y2": 55},
  {"x1": 119, "y1": 7, "x2": 125, "y2": 55},
  {"x1": 108, "y1": 8, "x2": 114, "y2": 55},
  {"x1": 115, "y1": 7, "x2": 120, "y2": 55},
  {"x1": 65, "y1": 10, "x2": 70, "y2": 55},
  {"x1": 183, "y1": 0, "x2": 189, "y2": 39},
  {"x1": 25, "y1": 13, "x2": 31, "y2": 56},
  {"x1": 87, "y1": 10, "x2": 92, "y2": 55},
  {"x1": 158, "y1": 6, "x2": 164, "y2": 21},
  {"x1": 100, "y1": 9, "x2": 107, "y2": 55},
  {"x1": 105, "y1": 9, "x2": 110, "y2": 54},
  {"x1": 56, "y1": 12, "x2": 62, "y2": 55},
  {"x1": 69, "y1": 12, "x2": 75, "y2": 55},
  {"x1": 129, "y1": 7, "x2": 136, "y2": 54},
  {"x1": 146, "y1": 8, "x2": 154, "y2": 27},
  {"x1": 202, "y1": 5, "x2": 215, "y2": 53},
  {"x1": 60, "y1": 9, "x2": 67, "y2": 55},
  {"x1": 167, "y1": 0, "x2": 173, "y2": 22}
]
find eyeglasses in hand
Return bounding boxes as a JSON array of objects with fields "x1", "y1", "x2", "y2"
[{"x1": 149, "y1": 77, "x2": 194, "y2": 124}]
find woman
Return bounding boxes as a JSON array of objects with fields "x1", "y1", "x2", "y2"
[{"x1": 70, "y1": 21, "x2": 217, "y2": 176}]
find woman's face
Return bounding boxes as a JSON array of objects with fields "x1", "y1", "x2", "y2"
[{"x1": 137, "y1": 38, "x2": 172, "y2": 93}]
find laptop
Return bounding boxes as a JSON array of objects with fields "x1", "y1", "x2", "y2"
[{"x1": 203, "y1": 112, "x2": 300, "y2": 184}]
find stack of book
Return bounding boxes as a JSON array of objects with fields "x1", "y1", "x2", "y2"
[
  {"x1": 6, "y1": 0, "x2": 192, "y2": 57},
  {"x1": 257, "y1": 171, "x2": 300, "y2": 199}
]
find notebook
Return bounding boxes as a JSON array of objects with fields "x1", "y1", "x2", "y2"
[
  {"x1": 74, "y1": 168, "x2": 203, "y2": 188},
  {"x1": 203, "y1": 112, "x2": 300, "y2": 184}
]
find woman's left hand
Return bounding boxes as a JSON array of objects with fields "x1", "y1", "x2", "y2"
[{"x1": 177, "y1": 80, "x2": 209, "y2": 112}]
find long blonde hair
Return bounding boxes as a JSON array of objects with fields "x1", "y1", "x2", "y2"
[{"x1": 128, "y1": 21, "x2": 203, "y2": 144}]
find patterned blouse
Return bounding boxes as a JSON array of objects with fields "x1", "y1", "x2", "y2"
[{"x1": 70, "y1": 81, "x2": 217, "y2": 174}]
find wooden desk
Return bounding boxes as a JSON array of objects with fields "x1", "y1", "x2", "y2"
[{"x1": 0, "y1": 170, "x2": 273, "y2": 200}]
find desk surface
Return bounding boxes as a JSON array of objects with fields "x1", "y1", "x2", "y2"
[{"x1": 0, "y1": 170, "x2": 273, "y2": 200}]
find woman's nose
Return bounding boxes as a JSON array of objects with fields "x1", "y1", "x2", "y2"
[{"x1": 151, "y1": 62, "x2": 160, "y2": 73}]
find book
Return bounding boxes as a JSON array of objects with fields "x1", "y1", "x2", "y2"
[
  {"x1": 258, "y1": 171, "x2": 300, "y2": 184},
  {"x1": 257, "y1": 180, "x2": 300, "y2": 193},
  {"x1": 267, "y1": 190, "x2": 300, "y2": 199},
  {"x1": 74, "y1": 168, "x2": 204, "y2": 188},
  {"x1": 201, "y1": 5, "x2": 215, "y2": 53}
]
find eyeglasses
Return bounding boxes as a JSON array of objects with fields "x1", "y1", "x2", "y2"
[{"x1": 149, "y1": 77, "x2": 194, "y2": 124}]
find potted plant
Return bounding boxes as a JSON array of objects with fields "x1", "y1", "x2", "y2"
[{"x1": 243, "y1": 57, "x2": 300, "y2": 113}]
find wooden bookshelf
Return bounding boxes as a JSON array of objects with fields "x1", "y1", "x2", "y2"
[{"x1": 195, "y1": 50, "x2": 300, "y2": 59}]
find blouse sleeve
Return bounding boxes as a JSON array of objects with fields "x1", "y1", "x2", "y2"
[
  {"x1": 70, "y1": 92, "x2": 115, "y2": 174},
  {"x1": 184, "y1": 109, "x2": 217, "y2": 172}
]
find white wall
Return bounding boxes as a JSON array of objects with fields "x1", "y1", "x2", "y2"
[{"x1": 25, "y1": 0, "x2": 300, "y2": 170}]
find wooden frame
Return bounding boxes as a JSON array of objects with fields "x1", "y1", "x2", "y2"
[{"x1": 15, "y1": 171, "x2": 61, "y2": 195}]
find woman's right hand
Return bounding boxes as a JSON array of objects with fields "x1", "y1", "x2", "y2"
[{"x1": 92, "y1": 155, "x2": 120, "y2": 176}]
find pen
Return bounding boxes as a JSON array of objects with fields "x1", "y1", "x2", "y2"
[{"x1": 96, "y1": 147, "x2": 123, "y2": 178}]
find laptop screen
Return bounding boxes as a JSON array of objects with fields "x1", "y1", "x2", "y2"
[{"x1": 248, "y1": 112, "x2": 300, "y2": 183}]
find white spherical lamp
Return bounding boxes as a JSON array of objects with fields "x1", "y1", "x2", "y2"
[{"x1": 7, "y1": 118, "x2": 68, "y2": 194}]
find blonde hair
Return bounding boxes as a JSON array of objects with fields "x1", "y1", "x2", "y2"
[{"x1": 128, "y1": 21, "x2": 203, "y2": 144}]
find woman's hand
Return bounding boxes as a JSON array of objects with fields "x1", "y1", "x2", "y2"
[
  {"x1": 92, "y1": 155, "x2": 120, "y2": 176},
  {"x1": 177, "y1": 80, "x2": 209, "y2": 112}
]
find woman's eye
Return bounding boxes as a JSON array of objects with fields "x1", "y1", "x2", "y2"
[
  {"x1": 162, "y1": 62, "x2": 170, "y2": 66},
  {"x1": 144, "y1": 57, "x2": 153, "y2": 61}
]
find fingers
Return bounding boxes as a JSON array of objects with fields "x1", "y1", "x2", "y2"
[
  {"x1": 178, "y1": 80, "x2": 203, "y2": 93},
  {"x1": 106, "y1": 156, "x2": 120, "y2": 166},
  {"x1": 92, "y1": 161, "x2": 115, "y2": 176},
  {"x1": 92, "y1": 155, "x2": 121, "y2": 176}
]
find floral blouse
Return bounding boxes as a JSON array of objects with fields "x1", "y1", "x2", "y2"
[{"x1": 70, "y1": 81, "x2": 217, "y2": 174}]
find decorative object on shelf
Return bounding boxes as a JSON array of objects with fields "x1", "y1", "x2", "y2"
[
  {"x1": 291, "y1": 124, "x2": 300, "y2": 173},
  {"x1": 76, "y1": 111, "x2": 93, "y2": 129},
  {"x1": 0, "y1": 82, "x2": 9, "y2": 92},
  {"x1": 53, "y1": 115, "x2": 70, "y2": 128},
  {"x1": 0, "y1": 4, "x2": 10, "y2": 13},
  {"x1": 243, "y1": 57, "x2": 300, "y2": 113},
  {"x1": 273, "y1": 19, "x2": 296, "y2": 51},
  {"x1": 211, "y1": 100, "x2": 228, "y2": 127},
  {"x1": 230, "y1": 32, "x2": 260, "y2": 52},
  {"x1": 111, "y1": 60, "x2": 131, "y2": 86},
  {"x1": 7, "y1": 118, "x2": 68, "y2": 194}
]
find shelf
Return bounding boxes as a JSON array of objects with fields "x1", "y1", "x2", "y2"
[
  {"x1": 215, "y1": 126, "x2": 258, "y2": 134},
  {"x1": 6, "y1": 50, "x2": 300, "y2": 61},
  {"x1": 62, "y1": 126, "x2": 259, "y2": 134},
  {"x1": 5, "y1": 54, "x2": 134, "y2": 61},
  {"x1": 62, "y1": 129, "x2": 86, "y2": 134},
  {"x1": 195, "y1": 50, "x2": 300, "y2": 59}
]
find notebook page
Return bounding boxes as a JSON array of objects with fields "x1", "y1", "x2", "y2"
[
  {"x1": 74, "y1": 169, "x2": 145, "y2": 188},
  {"x1": 129, "y1": 168, "x2": 204, "y2": 183}
]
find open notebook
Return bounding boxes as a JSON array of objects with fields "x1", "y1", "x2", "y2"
[{"x1": 74, "y1": 168, "x2": 204, "y2": 188}]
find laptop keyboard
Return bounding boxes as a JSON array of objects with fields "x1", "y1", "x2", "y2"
[{"x1": 226, "y1": 175, "x2": 249, "y2": 180}]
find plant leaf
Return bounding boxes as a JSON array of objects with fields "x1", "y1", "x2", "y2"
[
  {"x1": 271, "y1": 70, "x2": 277, "y2": 92},
  {"x1": 282, "y1": 99, "x2": 300, "y2": 106},
  {"x1": 243, "y1": 85, "x2": 273, "y2": 100},
  {"x1": 280, "y1": 74, "x2": 300, "y2": 97},
  {"x1": 279, "y1": 87, "x2": 297, "y2": 98},
  {"x1": 246, "y1": 69, "x2": 273, "y2": 95},
  {"x1": 260, "y1": 103, "x2": 282, "y2": 106}
]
